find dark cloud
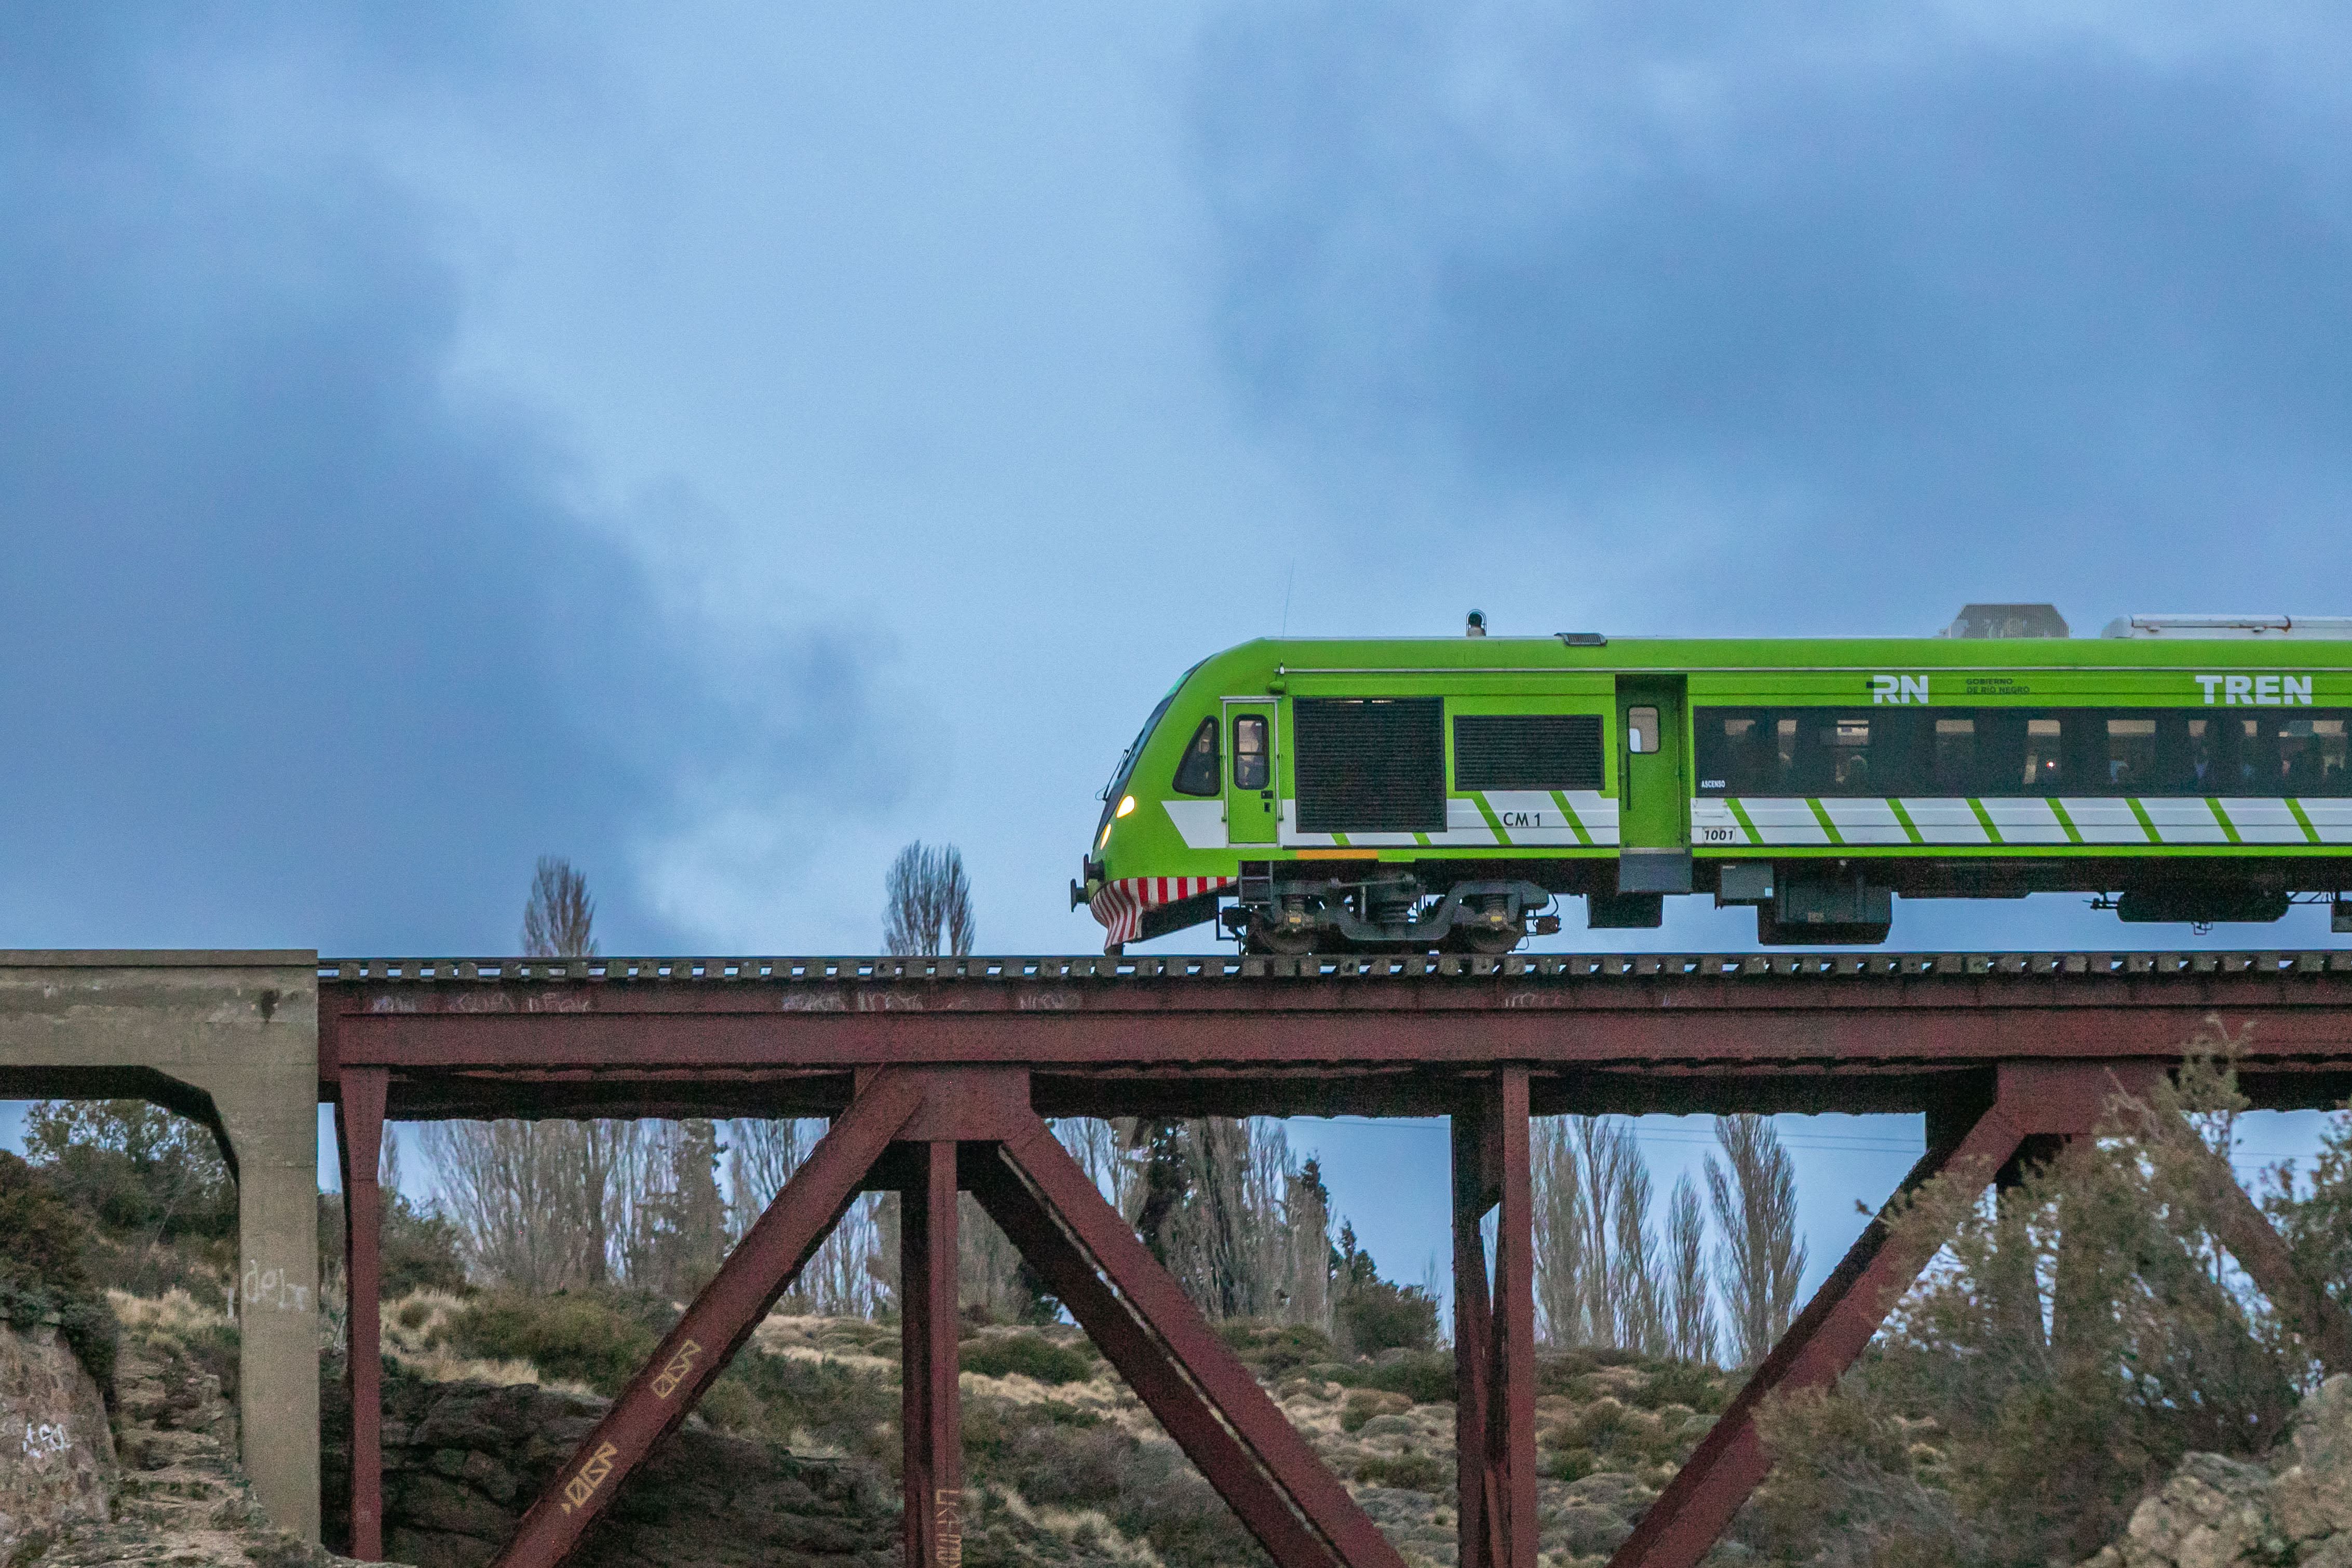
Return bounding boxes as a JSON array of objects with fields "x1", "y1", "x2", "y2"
[
  {"x1": 0, "y1": 5, "x2": 907, "y2": 952},
  {"x1": 1194, "y1": 6, "x2": 2352, "y2": 620}
]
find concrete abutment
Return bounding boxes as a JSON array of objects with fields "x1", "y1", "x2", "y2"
[{"x1": 0, "y1": 951, "x2": 320, "y2": 1542}]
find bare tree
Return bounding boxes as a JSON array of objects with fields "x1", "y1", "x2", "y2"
[
  {"x1": 883, "y1": 841, "x2": 977, "y2": 956},
  {"x1": 1576, "y1": 1118, "x2": 1639, "y2": 1347},
  {"x1": 1285, "y1": 1157, "x2": 1332, "y2": 1331},
  {"x1": 1666, "y1": 1173, "x2": 1715, "y2": 1363},
  {"x1": 729, "y1": 1119, "x2": 883, "y2": 1317},
  {"x1": 1709, "y1": 1113, "x2": 1807, "y2": 1367},
  {"x1": 1612, "y1": 1153, "x2": 1667, "y2": 1356},
  {"x1": 1532, "y1": 1118, "x2": 1589, "y2": 1346},
  {"x1": 426, "y1": 1117, "x2": 609, "y2": 1290},
  {"x1": 1055, "y1": 1117, "x2": 1144, "y2": 1220},
  {"x1": 430, "y1": 857, "x2": 650, "y2": 1289},
  {"x1": 523, "y1": 856, "x2": 598, "y2": 959}
]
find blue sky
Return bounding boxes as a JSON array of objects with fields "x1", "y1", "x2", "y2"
[{"x1": 4, "y1": 2, "x2": 2350, "y2": 1310}]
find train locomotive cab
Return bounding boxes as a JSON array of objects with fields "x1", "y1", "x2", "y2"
[{"x1": 1080, "y1": 613, "x2": 2352, "y2": 954}]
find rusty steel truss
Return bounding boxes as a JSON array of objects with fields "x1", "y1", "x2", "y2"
[{"x1": 321, "y1": 949, "x2": 2352, "y2": 1568}]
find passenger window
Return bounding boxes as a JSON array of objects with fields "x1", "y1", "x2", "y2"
[
  {"x1": 2105, "y1": 718, "x2": 2157, "y2": 793},
  {"x1": 2022, "y1": 717, "x2": 2064, "y2": 792},
  {"x1": 1171, "y1": 718, "x2": 1220, "y2": 797},
  {"x1": 1627, "y1": 707, "x2": 1660, "y2": 754},
  {"x1": 1234, "y1": 715, "x2": 1270, "y2": 791}
]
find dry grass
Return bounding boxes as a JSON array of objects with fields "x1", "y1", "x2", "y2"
[
  {"x1": 373, "y1": 1288, "x2": 598, "y2": 1395},
  {"x1": 109, "y1": 1285, "x2": 231, "y2": 1337}
]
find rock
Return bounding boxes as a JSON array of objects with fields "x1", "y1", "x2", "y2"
[
  {"x1": 327, "y1": 1370, "x2": 900, "y2": 1568},
  {"x1": 0, "y1": 1320, "x2": 115, "y2": 1560},
  {"x1": 2273, "y1": 1375, "x2": 2352, "y2": 1543}
]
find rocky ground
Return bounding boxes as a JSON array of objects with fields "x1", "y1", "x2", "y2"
[
  {"x1": 333, "y1": 1296, "x2": 1749, "y2": 1568},
  {"x1": 2080, "y1": 1374, "x2": 2352, "y2": 1568},
  {"x1": 12, "y1": 1289, "x2": 1754, "y2": 1568},
  {"x1": 32, "y1": 1292, "x2": 360, "y2": 1568}
]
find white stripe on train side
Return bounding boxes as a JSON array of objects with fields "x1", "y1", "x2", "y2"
[{"x1": 1691, "y1": 796, "x2": 2336, "y2": 848}]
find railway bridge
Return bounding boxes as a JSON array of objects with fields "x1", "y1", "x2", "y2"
[{"x1": 10, "y1": 947, "x2": 2352, "y2": 1568}]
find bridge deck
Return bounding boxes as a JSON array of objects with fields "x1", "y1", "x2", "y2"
[{"x1": 320, "y1": 948, "x2": 2352, "y2": 1119}]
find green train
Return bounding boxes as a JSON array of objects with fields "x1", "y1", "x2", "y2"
[{"x1": 1075, "y1": 608, "x2": 2352, "y2": 953}]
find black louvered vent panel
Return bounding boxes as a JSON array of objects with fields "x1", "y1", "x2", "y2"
[
  {"x1": 1453, "y1": 714, "x2": 1605, "y2": 792},
  {"x1": 1294, "y1": 697, "x2": 1445, "y2": 833}
]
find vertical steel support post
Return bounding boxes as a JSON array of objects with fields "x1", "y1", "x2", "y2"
[
  {"x1": 902, "y1": 1143, "x2": 964, "y2": 1568},
  {"x1": 335, "y1": 1067, "x2": 389, "y2": 1562},
  {"x1": 1451, "y1": 1107, "x2": 1493, "y2": 1568},
  {"x1": 1453, "y1": 1069, "x2": 1536, "y2": 1568},
  {"x1": 488, "y1": 1073, "x2": 923, "y2": 1568}
]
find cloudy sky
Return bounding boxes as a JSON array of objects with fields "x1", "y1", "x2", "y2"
[{"x1": 5, "y1": 2, "x2": 2349, "y2": 1295}]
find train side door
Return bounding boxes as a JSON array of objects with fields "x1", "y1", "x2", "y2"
[
  {"x1": 1224, "y1": 700, "x2": 1279, "y2": 846},
  {"x1": 1616, "y1": 676, "x2": 1692, "y2": 891}
]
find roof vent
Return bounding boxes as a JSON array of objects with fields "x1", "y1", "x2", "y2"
[
  {"x1": 2100, "y1": 614, "x2": 2352, "y2": 640},
  {"x1": 1942, "y1": 604, "x2": 2069, "y2": 639}
]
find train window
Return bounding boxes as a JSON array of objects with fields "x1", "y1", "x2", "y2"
[
  {"x1": 1453, "y1": 714, "x2": 1605, "y2": 792},
  {"x1": 1695, "y1": 705, "x2": 2352, "y2": 799},
  {"x1": 1933, "y1": 718, "x2": 1976, "y2": 793},
  {"x1": 1292, "y1": 697, "x2": 1444, "y2": 832},
  {"x1": 2020, "y1": 717, "x2": 2064, "y2": 792},
  {"x1": 2104, "y1": 718, "x2": 2157, "y2": 793},
  {"x1": 1171, "y1": 718, "x2": 1221, "y2": 796},
  {"x1": 1233, "y1": 715, "x2": 1269, "y2": 791},
  {"x1": 1695, "y1": 715, "x2": 1774, "y2": 794},
  {"x1": 1627, "y1": 707, "x2": 1661, "y2": 754},
  {"x1": 2286, "y1": 718, "x2": 2349, "y2": 795}
]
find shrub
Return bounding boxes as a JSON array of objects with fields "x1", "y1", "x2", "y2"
[
  {"x1": 1354, "y1": 1450, "x2": 1447, "y2": 1491},
  {"x1": 1340, "y1": 1389, "x2": 1410, "y2": 1433},
  {"x1": 1629, "y1": 1359, "x2": 1728, "y2": 1414},
  {"x1": 1339, "y1": 1280, "x2": 1439, "y2": 1356},
  {"x1": 1216, "y1": 1320, "x2": 1335, "y2": 1376},
  {"x1": 0, "y1": 1152, "x2": 117, "y2": 1390},
  {"x1": 1357, "y1": 1350, "x2": 1455, "y2": 1404},
  {"x1": 436, "y1": 1291, "x2": 658, "y2": 1395},
  {"x1": 959, "y1": 1331, "x2": 1094, "y2": 1385},
  {"x1": 721, "y1": 1344, "x2": 898, "y2": 1462}
]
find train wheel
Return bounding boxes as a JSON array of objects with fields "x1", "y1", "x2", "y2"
[
  {"x1": 1242, "y1": 910, "x2": 1318, "y2": 956},
  {"x1": 1449, "y1": 925, "x2": 1523, "y2": 956}
]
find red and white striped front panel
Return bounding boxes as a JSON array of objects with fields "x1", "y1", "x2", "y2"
[{"x1": 1087, "y1": 876, "x2": 1235, "y2": 949}]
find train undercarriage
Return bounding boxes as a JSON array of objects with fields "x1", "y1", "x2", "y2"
[{"x1": 1150, "y1": 857, "x2": 2352, "y2": 954}]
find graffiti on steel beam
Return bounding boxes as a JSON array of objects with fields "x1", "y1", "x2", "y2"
[
  {"x1": 650, "y1": 1340, "x2": 704, "y2": 1400},
  {"x1": 560, "y1": 1442, "x2": 618, "y2": 1516},
  {"x1": 934, "y1": 1488, "x2": 964, "y2": 1567}
]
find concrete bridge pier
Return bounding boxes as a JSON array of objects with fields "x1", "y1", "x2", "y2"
[{"x1": 0, "y1": 951, "x2": 321, "y2": 1543}]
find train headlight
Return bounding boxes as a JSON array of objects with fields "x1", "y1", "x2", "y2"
[
  {"x1": 1116, "y1": 794, "x2": 1137, "y2": 818},
  {"x1": 1098, "y1": 821, "x2": 1114, "y2": 851}
]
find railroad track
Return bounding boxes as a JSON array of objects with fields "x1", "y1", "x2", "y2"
[{"x1": 318, "y1": 948, "x2": 2352, "y2": 984}]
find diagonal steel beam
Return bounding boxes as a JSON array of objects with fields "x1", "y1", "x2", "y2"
[
  {"x1": 2114, "y1": 1098, "x2": 2352, "y2": 1375},
  {"x1": 1606, "y1": 1077, "x2": 2034, "y2": 1568},
  {"x1": 980, "y1": 1118, "x2": 1410, "y2": 1568},
  {"x1": 489, "y1": 1071, "x2": 924, "y2": 1568},
  {"x1": 967, "y1": 1153, "x2": 1342, "y2": 1568}
]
